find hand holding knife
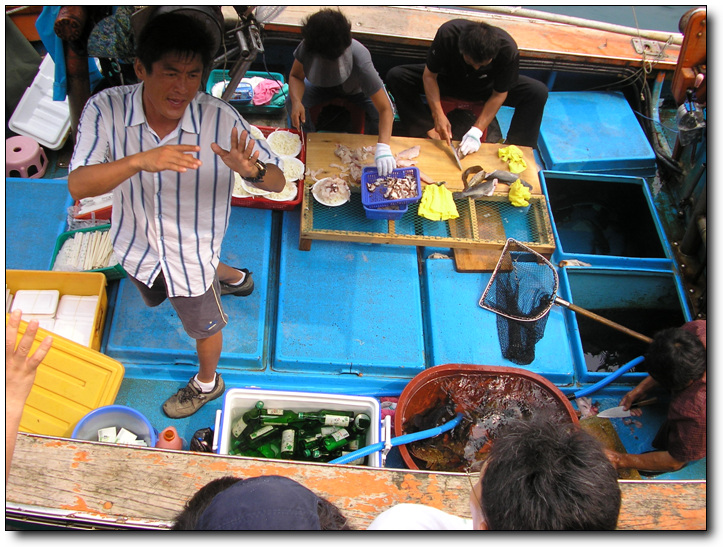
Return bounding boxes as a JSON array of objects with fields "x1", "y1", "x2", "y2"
[{"x1": 597, "y1": 397, "x2": 658, "y2": 418}]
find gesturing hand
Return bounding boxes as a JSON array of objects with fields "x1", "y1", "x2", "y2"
[
  {"x1": 211, "y1": 127, "x2": 259, "y2": 179},
  {"x1": 6, "y1": 310, "x2": 52, "y2": 405},
  {"x1": 136, "y1": 144, "x2": 202, "y2": 173}
]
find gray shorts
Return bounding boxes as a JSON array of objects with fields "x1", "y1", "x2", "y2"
[{"x1": 128, "y1": 271, "x2": 228, "y2": 340}]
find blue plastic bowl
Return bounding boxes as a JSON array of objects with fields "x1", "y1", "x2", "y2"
[{"x1": 71, "y1": 405, "x2": 157, "y2": 447}]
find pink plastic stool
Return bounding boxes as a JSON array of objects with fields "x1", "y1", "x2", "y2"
[{"x1": 6, "y1": 136, "x2": 48, "y2": 179}]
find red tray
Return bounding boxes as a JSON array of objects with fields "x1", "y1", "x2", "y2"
[{"x1": 231, "y1": 125, "x2": 306, "y2": 211}]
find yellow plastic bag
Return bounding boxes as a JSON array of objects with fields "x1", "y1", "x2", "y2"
[
  {"x1": 508, "y1": 180, "x2": 531, "y2": 207},
  {"x1": 417, "y1": 184, "x2": 459, "y2": 221},
  {"x1": 498, "y1": 145, "x2": 527, "y2": 174}
]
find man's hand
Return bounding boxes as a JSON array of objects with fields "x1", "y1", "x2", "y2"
[
  {"x1": 135, "y1": 144, "x2": 202, "y2": 173},
  {"x1": 375, "y1": 143, "x2": 396, "y2": 176},
  {"x1": 6, "y1": 310, "x2": 52, "y2": 400},
  {"x1": 459, "y1": 126, "x2": 484, "y2": 157},
  {"x1": 6, "y1": 309, "x2": 53, "y2": 481},
  {"x1": 211, "y1": 127, "x2": 260, "y2": 179}
]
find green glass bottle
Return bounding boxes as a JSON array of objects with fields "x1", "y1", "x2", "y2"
[
  {"x1": 297, "y1": 409, "x2": 354, "y2": 427},
  {"x1": 351, "y1": 413, "x2": 371, "y2": 433},
  {"x1": 340, "y1": 450, "x2": 365, "y2": 465},
  {"x1": 257, "y1": 408, "x2": 303, "y2": 425},
  {"x1": 242, "y1": 401, "x2": 265, "y2": 423},
  {"x1": 279, "y1": 428, "x2": 296, "y2": 458},
  {"x1": 347, "y1": 433, "x2": 366, "y2": 452},
  {"x1": 231, "y1": 423, "x2": 279, "y2": 453},
  {"x1": 321, "y1": 427, "x2": 350, "y2": 452},
  {"x1": 257, "y1": 440, "x2": 281, "y2": 459}
]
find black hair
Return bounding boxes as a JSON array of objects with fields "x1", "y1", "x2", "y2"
[
  {"x1": 135, "y1": 12, "x2": 213, "y2": 73},
  {"x1": 480, "y1": 413, "x2": 621, "y2": 530},
  {"x1": 301, "y1": 8, "x2": 352, "y2": 60},
  {"x1": 171, "y1": 476, "x2": 242, "y2": 531},
  {"x1": 171, "y1": 475, "x2": 354, "y2": 530},
  {"x1": 458, "y1": 22, "x2": 501, "y2": 64},
  {"x1": 645, "y1": 327, "x2": 706, "y2": 390}
]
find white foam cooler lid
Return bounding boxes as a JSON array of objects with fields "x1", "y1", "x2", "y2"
[{"x1": 9, "y1": 55, "x2": 71, "y2": 150}]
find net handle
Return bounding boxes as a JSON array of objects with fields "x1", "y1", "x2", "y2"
[{"x1": 555, "y1": 297, "x2": 653, "y2": 344}]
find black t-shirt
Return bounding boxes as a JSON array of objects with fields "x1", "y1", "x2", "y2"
[{"x1": 426, "y1": 19, "x2": 519, "y2": 93}]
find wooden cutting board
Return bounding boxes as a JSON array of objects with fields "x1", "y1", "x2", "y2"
[{"x1": 304, "y1": 132, "x2": 541, "y2": 194}]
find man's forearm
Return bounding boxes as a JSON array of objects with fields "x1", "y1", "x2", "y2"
[
  {"x1": 614, "y1": 450, "x2": 686, "y2": 473},
  {"x1": 473, "y1": 91, "x2": 506, "y2": 134},
  {"x1": 68, "y1": 156, "x2": 141, "y2": 200}
]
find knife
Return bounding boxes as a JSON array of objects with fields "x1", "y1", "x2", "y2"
[
  {"x1": 446, "y1": 139, "x2": 463, "y2": 171},
  {"x1": 597, "y1": 398, "x2": 659, "y2": 418}
]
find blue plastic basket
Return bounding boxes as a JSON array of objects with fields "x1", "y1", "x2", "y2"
[
  {"x1": 363, "y1": 202, "x2": 408, "y2": 220},
  {"x1": 361, "y1": 166, "x2": 421, "y2": 209},
  {"x1": 206, "y1": 70, "x2": 285, "y2": 113}
]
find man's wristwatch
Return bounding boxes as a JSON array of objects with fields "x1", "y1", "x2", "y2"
[{"x1": 246, "y1": 159, "x2": 267, "y2": 183}]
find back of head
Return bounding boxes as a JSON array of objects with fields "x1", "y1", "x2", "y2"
[
  {"x1": 480, "y1": 414, "x2": 621, "y2": 530},
  {"x1": 135, "y1": 12, "x2": 214, "y2": 72},
  {"x1": 173, "y1": 475, "x2": 352, "y2": 530},
  {"x1": 301, "y1": 8, "x2": 352, "y2": 59},
  {"x1": 458, "y1": 21, "x2": 501, "y2": 64},
  {"x1": 645, "y1": 326, "x2": 706, "y2": 390}
]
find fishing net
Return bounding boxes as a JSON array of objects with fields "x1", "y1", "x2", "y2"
[{"x1": 479, "y1": 239, "x2": 558, "y2": 365}]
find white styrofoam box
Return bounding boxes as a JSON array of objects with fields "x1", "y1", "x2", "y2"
[
  {"x1": 52, "y1": 318, "x2": 94, "y2": 347},
  {"x1": 56, "y1": 295, "x2": 99, "y2": 320},
  {"x1": 9, "y1": 55, "x2": 71, "y2": 150},
  {"x1": 36, "y1": 318, "x2": 56, "y2": 331},
  {"x1": 218, "y1": 388, "x2": 382, "y2": 467},
  {"x1": 11, "y1": 289, "x2": 60, "y2": 317}
]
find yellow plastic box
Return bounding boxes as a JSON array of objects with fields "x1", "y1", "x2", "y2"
[
  {"x1": 6, "y1": 314, "x2": 125, "y2": 438},
  {"x1": 6, "y1": 270, "x2": 108, "y2": 351}
]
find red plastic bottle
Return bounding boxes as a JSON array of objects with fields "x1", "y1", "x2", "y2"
[{"x1": 156, "y1": 426, "x2": 183, "y2": 450}]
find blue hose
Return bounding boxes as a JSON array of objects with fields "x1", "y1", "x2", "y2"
[
  {"x1": 569, "y1": 356, "x2": 645, "y2": 400},
  {"x1": 329, "y1": 413, "x2": 464, "y2": 465}
]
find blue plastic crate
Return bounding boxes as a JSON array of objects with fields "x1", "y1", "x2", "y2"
[
  {"x1": 361, "y1": 166, "x2": 421, "y2": 209},
  {"x1": 206, "y1": 70, "x2": 285, "y2": 113},
  {"x1": 363, "y1": 202, "x2": 408, "y2": 220}
]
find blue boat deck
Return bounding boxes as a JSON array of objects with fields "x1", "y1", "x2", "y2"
[{"x1": 5, "y1": 102, "x2": 705, "y2": 480}]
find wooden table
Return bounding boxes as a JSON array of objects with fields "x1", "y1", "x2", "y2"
[
  {"x1": 301, "y1": 133, "x2": 551, "y2": 271},
  {"x1": 6, "y1": 433, "x2": 706, "y2": 530},
  {"x1": 304, "y1": 132, "x2": 542, "y2": 194}
]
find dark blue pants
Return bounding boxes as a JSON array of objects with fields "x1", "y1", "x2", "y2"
[{"x1": 386, "y1": 63, "x2": 548, "y2": 147}]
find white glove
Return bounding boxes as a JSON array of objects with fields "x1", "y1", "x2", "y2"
[
  {"x1": 375, "y1": 143, "x2": 396, "y2": 177},
  {"x1": 458, "y1": 126, "x2": 484, "y2": 157}
]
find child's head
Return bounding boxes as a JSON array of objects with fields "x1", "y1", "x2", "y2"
[
  {"x1": 473, "y1": 413, "x2": 621, "y2": 530},
  {"x1": 301, "y1": 8, "x2": 352, "y2": 60}
]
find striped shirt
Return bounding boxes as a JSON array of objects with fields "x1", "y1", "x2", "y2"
[{"x1": 69, "y1": 83, "x2": 282, "y2": 297}]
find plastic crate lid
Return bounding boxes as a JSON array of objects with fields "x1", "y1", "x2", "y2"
[{"x1": 7, "y1": 314, "x2": 125, "y2": 437}]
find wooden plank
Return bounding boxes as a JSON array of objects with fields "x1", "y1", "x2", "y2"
[
  {"x1": 305, "y1": 132, "x2": 541, "y2": 194},
  {"x1": 256, "y1": 6, "x2": 680, "y2": 70},
  {"x1": 6, "y1": 434, "x2": 705, "y2": 530}
]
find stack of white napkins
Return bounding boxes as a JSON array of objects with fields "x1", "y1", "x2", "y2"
[
  {"x1": 97, "y1": 426, "x2": 148, "y2": 446},
  {"x1": 9, "y1": 289, "x2": 97, "y2": 347}
]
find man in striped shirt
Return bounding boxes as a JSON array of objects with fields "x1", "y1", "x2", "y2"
[{"x1": 68, "y1": 12, "x2": 286, "y2": 418}]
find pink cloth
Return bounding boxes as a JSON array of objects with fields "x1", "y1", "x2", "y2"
[{"x1": 252, "y1": 79, "x2": 283, "y2": 105}]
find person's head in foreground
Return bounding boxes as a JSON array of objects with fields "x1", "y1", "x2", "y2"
[
  {"x1": 645, "y1": 326, "x2": 706, "y2": 391},
  {"x1": 470, "y1": 413, "x2": 621, "y2": 530},
  {"x1": 172, "y1": 475, "x2": 352, "y2": 530}
]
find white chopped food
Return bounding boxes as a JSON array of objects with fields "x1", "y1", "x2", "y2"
[
  {"x1": 267, "y1": 130, "x2": 302, "y2": 157},
  {"x1": 312, "y1": 177, "x2": 351, "y2": 207},
  {"x1": 283, "y1": 157, "x2": 305, "y2": 182},
  {"x1": 248, "y1": 125, "x2": 265, "y2": 141},
  {"x1": 234, "y1": 172, "x2": 272, "y2": 196},
  {"x1": 265, "y1": 181, "x2": 299, "y2": 202},
  {"x1": 232, "y1": 176, "x2": 254, "y2": 198}
]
